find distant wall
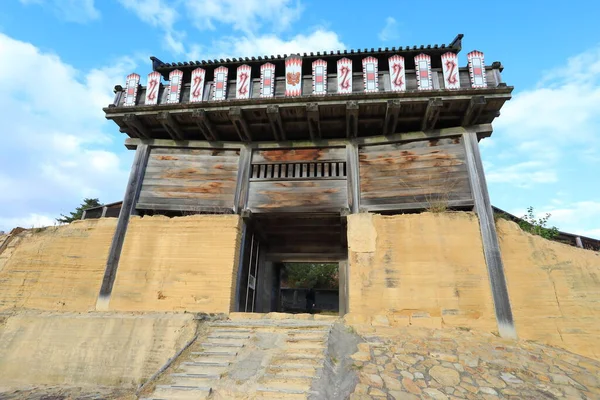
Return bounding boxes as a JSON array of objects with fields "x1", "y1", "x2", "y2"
[
  {"x1": 346, "y1": 212, "x2": 497, "y2": 331},
  {"x1": 109, "y1": 214, "x2": 242, "y2": 313},
  {"x1": 0, "y1": 219, "x2": 116, "y2": 312},
  {"x1": 0, "y1": 311, "x2": 196, "y2": 389},
  {"x1": 498, "y1": 219, "x2": 600, "y2": 360}
]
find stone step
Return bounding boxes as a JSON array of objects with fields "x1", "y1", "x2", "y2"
[
  {"x1": 266, "y1": 366, "x2": 319, "y2": 378},
  {"x1": 256, "y1": 387, "x2": 310, "y2": 399},
  {"x1": 210, "y1": 321, "x2": 333, "y2": 329},
  {"x1": 169, "y1": 376, "x2": 221, "y2": 388},
  {"x1": 286, "y1": 336, "x2": 327, "y2": 342},
  {"x1": 284, "y1": 342, "x2": 327, "y2": 351},
  {"x1": 177, "y1": 364, "x2": 228, "y2": 375},
  {"x1": 210, "y1": 328, "x2": 252, "y2": 334},
  {"x1": 182, "y1": 361, "x2": 230, "y2": 368},
  {"x1": 150, "y1": 385, "x2": 212, "y2": 400},
  {"x1": 207, "y1": 334, "x2": 251, "y2": 339},
  {"x1": 287, "y1": 329, "x2": 331, "y2": 335},
  {"x1": 191, "y1": 350, "x2": 238, "y2": 357},
  {"x1": 259, "y1": 375, "x2": 314, "y2": 391},
  {"x1": 270, "y1": 356, "x2": 324, "y2": 368},
  {"x1": 201, "y1": 341, "x2": 245, "y2": 348},
  {"x1": 171, "y1": 372, "x2": 221, "y2": 379}
]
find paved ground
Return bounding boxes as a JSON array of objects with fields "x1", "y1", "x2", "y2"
[{"x1": 348, "y1": 325, "x2": 600, "y2": 400}]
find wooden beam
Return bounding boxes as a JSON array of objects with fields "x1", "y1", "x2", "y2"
[
  {"x1": 157, "y1": 111, "x2": 184, "y2": 140},
  {"x1": 81, "y1": 210, "x2": 87, "y2": 220},
  {"x1": 462, "y1": 96, "x2": 487, "y2": 126},
  {"x1": 96, "y1": 144, "x2": 151, "y2": 311},
  {"x1": 575, "y1": 236, "x2": 583, "y2": 248},
  {"x1": 124, "y1": 125, "x2": 494, "y2": 150},
  {"x1": 383, "y1": 100, "x2": 401, "y2": 136},
  {"x1": 233, "y1": 146, "x2": 252, "y2": 214},
  {"x1": 346, "y1": 101, "x2": 359, "y2": 138},
  {"x1": 123, "y1": 114, "x2": 150, "y2": 138},
  {"x1": 421, "y1": 98, "x2": 443, "y2": 131},
  {"x1": 229, "y1": 107, "x2": 252, "y2": 142},
  {"x1": 361, "y1": 199, "x2": 474, "y2": 212},
  {"x1": 306, "y1": 102, "x2": 321, "y2": 140},
  {"x1": 191, "y1": 109, "x2": 218, "y2": 141},
  {"x1": 346, "y1": 143, "x2": 360, "y2": 214},
  {"x1": 463, "y1": 131, "x2": 516, "y2": 339},
  {"x1": 266, "y1": 105, "x2": 285, "y2": 141},
  {"x1": 101, "y1": 206, "x2": 108, "y2": 218}
]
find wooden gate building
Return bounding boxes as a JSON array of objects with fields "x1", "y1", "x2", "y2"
[{"x1": 99, "y1": 34, "x2": 516, "y2": 337}]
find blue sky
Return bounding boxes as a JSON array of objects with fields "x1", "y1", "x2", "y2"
[{"x1": 0, "y1": 0, "x2": 599, "y2": 238}]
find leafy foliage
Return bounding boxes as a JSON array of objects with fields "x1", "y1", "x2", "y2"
[
  {"x1": 518, "y1": 206, "x2": 559, "y2": 240},
  {"x1": 56, "y1": 198, "x2": 101, "y2": 223},
  {"x1": 283, "y1": 263, "x2": 338, "y2": 289}
]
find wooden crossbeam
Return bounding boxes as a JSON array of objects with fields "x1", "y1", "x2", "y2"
[
  {"x1": 123, "y1": 113, "x2": 150, "y2": 138},
  {"x1": 229, "y1": 107, "x2": 252, "y2": 142},
  {"x1": 306, "y1": 102, "x2": 321, "y2": 140},
  {"x1": 157, "y1": 111, "x2": 184, "y2": 140},
  {"x1": 266, "y1": 105, "x2": 285, "y2": 141},
  {"x1": 383, "y1": 100, "x2": 401, "y2": 136},
  {"x1": 462, "y1": 95, "x2": 487, "y2": 126},
  {"x1": 421, "y1": 98, "x2": 443, "y2": 131},
  {"x1": 346, "y1": 101, "x2": 359, "y2": 138},
  {"x1": 191, "y1": 109, "x2": 218, "y2": 141}
]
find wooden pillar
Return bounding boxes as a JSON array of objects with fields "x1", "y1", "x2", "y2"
[
  {"x1": 338, "y1": 259, "x2": 349, "y2": 316},
  {"x1": 101, "y1": 206, "x2": 108, "y2": 218},
  {"x1": 96, "y1": 144, "x2": 151, "y2": 311},
  {"x1": 463, "y1": 131, "x2": 516, "y2": 339},
  {"x1": 81, "y1": 210, "x2": 87, "y2": 220},
  {"x1": 576, "y1": 236, "x2": 583, "y2": 248},
  {"x1": 233, "y1": 146, "x2": 252, "y2": 214},
  {"x1": 346, "y1": 143, "x2": 360, "y2": 214}
]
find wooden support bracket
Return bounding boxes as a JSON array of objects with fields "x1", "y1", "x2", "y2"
[
  {"x1": 191, "y1": 109, "x2": 218, "y2": 141},
  {"x1": 462, "y1": 95, "x2": 487, "y2": 126},
  {"x1": 306, "y1": 102, "x2": 321, "y2": 141},
  {"x1": 111, "y1": 85, "x2": 124, "y2": 108},
  {"x1": 266, "y1": 105, "x2": 285, "y2": 141},
  {"x1": 123, "y1": 113, "x2": 150, "y2": 138},
  {"x1": 229, "y1": 107, "x2": 253, "y2": 142},
  {"x1": 383, "y1": 100, "x2": 402, "y2": 136},
  {"x1": 346, "y1": 101, "x2": 359, "y2": 138},
  {"x1": 157, "y1": 111, "x2": 184, "y2": 140},
  {"x1": 421, "y1": 98, "x2": 443, "y2": 131}
]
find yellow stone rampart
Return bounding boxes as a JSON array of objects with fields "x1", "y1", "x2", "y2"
[
  {"x1": 498, "y1": 219, "x2": 600, "y2": 360},
  {"x1": 108, "y1": 214, "x2": 242, "y2": 313},
  {"x1": 0, "y1": 311, "x2": 196, "y2": 389},
  {"x1": 0, "y1": 219, "x2": 117, "y2": 312},
  {"x1": 346, "y1": 212, "x2": 497, "y2": 332}
]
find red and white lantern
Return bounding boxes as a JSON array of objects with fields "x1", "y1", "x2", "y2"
[
  {"x1": 312, "y1": 59, "x2": 327, "y2": 95},
  {"x1": 441, "y1": 52, "x2": 460, "y2": 90},
  {"x1": 189, "y1": 67, "x2": 206, "y2": 103},
  {"x1": 467, "y1": 51, "x2": 487, "y2": 88},
  {"x1": 260, "y1": 63, "x2": 275, "y2": 98},
  {"x1": 285, "y1": 55, "x2": 302, "y2": 97},
  {"x1": 414, "y1": 54, "x2": 433, "y2": 91},
  {"x1": 337, "y1": 58, "x2": 352, "y2": 94},
  {"x1": 145, "y1": 71, "x2": 161, "y2": 105},
  {"x1": 124, "y1": 73, "x2": 140, "y2": 107},
  {"x1": 388, "y1": 55, "x2": 406, "y2": 92},
  {"x1": 167, "y1": 69, "x2": 183, "y2": 104},
  {"x1": 236, "y1": 64, "x2": 252, "y2": 99},
  {"x1": 212, "y1": 66, "x2": 229, "y2": 101},
  {"x1": 362, "y1": 56, "x2": 378, "y2": 93}
]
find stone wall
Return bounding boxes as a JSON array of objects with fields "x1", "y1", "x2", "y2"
[
  {"x1": 346, "y1": 212, "x2": 497, "y2": 331},
  {"x1": 498, "y1": 219, "x2": 600, "y2": 360},
  {"x1": 0, "y1": 311, "x2": 196, "y2": 389},
  {"x1": 0, "y1": 219, "x2": 117, "y2": 312},
  {"x1": 109, "y1": 215, "x2": 242, "y2": 314}
]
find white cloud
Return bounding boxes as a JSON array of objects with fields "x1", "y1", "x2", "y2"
[
  {"x1": 184, "y1": 0, "x2": 302, "y2": 33},
  {"x1": 0, "y1": 214, "x2": 56, "y2": 231},
  {"x1": 203, "y1": 29, "x2": 345, "y2": 60},
  {"x1": 486, "y1": 161, "x2": 557, "y2": 187},
  {"x1": 0, "y1": 33, "x2": 134, "y2": 232},
  {"x1": 378, "y1": 17, "x2": 399, "y2": 42},
  {"x1": 20, "y1": 0, "x2": 100, "y2": 23}
]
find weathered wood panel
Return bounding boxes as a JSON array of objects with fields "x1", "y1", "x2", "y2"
[
  {"x1": 248, "y1": 180, "x2": 347, "y2": 213},
  {"x1": 137, "y1": 147, "x2": 240, "y2": 212},
  {"x1": 252, "y1": 147, "x2": 345, "y2": 163},
  {"x1": 359, "y1": 137, "x2": 472, "y2": 210}
]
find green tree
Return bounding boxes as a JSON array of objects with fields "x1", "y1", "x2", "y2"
[
  {"x1": 518, "y1": 206, "x2": 559, "y2": 240},
  {"x1": 56, "y1": 198, "x2": 101, "y2": 223},
  {"x1": 283, "y1": 263, "x2": 338, "y2": 289}
]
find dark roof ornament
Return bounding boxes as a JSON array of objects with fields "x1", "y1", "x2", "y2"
[{"x1": 150, "y1": 56, "x2": 165, "y2": 71}]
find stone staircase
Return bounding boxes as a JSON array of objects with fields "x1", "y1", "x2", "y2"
[{"x1": 140, "y1": 314, "x2": 337, "y2": 400}]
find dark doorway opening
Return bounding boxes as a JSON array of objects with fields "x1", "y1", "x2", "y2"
[{"x1": 236, "y1": 213, "x2": 348, "y2": 316}]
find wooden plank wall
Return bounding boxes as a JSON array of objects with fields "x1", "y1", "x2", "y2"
[
  {"x1": 247, "y1": 148, "x2": 348, "y2": 213},
  {"x1": 358, "y1": 137, "x2": 473, "y2": 211},
  {"x1": 137, "y1": 147, "x2": 240, "y2": 212}
]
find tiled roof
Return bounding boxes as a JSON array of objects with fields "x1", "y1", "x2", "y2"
[{"x1": 151, "y1": 34, "x2": 464, "y2": 72}]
